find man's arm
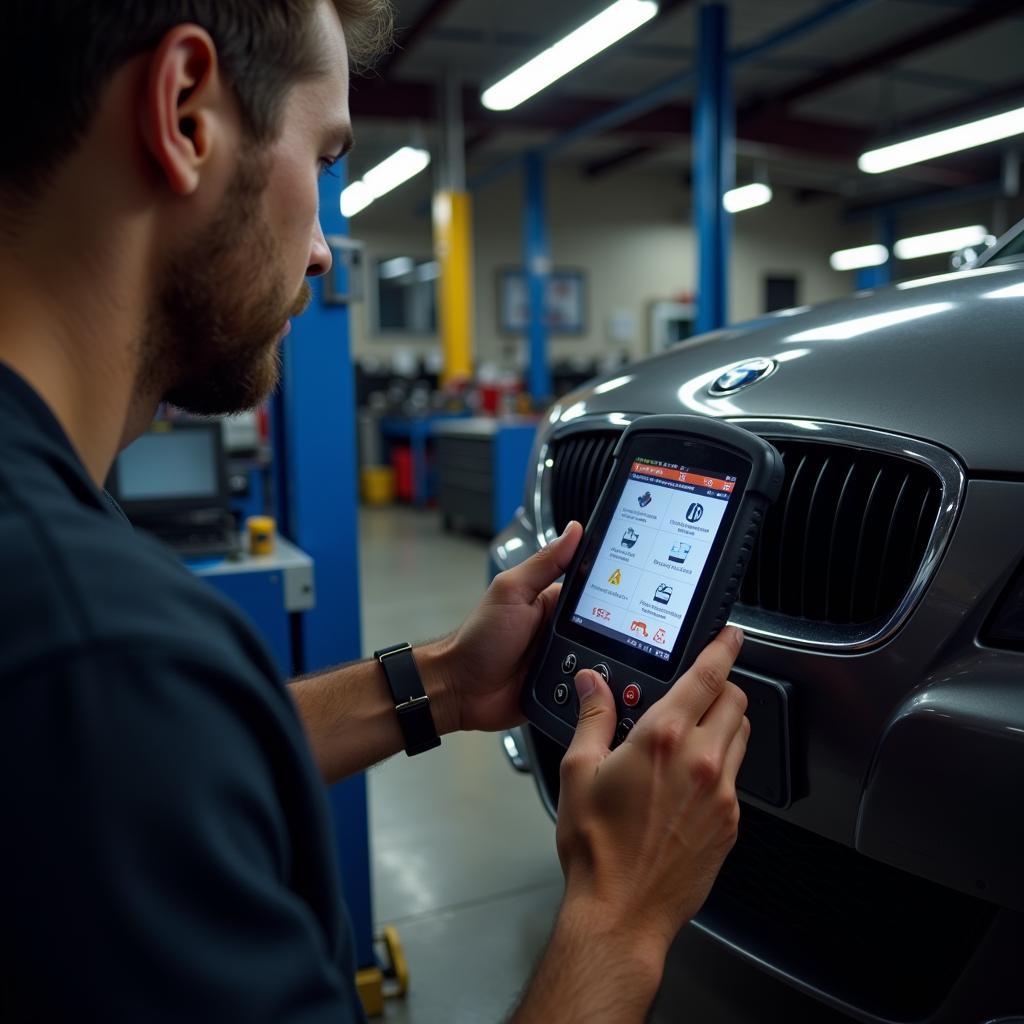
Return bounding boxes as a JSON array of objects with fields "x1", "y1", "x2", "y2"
[
  {"x1": 288, "y1": 640, "x2": 457, "y2": 783},
  {"x1": 512, "y1": 628, "x2": 750, "y2": 1023},
  {"x1": 289, "y1": 524, "x2": 583, "y2": 783}
]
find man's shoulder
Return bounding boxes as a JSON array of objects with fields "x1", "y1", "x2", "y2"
[{"x1": 0, "y1": 485, "x2": 275, "y2": 684}]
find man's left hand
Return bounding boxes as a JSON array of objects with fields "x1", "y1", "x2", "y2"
[{"x1": 434, "y1": 522, "x2": 583, "y2": 734}]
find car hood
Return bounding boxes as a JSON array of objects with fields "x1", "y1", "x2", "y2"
[{"x1": 556, "y1": 262, "x2": 1024, "y2": 474}]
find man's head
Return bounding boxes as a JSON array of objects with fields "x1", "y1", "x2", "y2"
[{"x1": 1, "y1": 0, "x2": 391, "y2": 417}]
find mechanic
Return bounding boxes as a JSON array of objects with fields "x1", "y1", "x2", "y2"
[{"x1": 0, "y1": 2, "x2": 751, "y2": 1020}]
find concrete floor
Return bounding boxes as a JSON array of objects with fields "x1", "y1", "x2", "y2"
[{"x1": 359, "y1": 506, "x2": 853, "y2": 1023}]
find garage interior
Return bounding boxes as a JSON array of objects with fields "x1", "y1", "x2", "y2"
[{"x1": 100, "y1": 1, "x2": 1024, "y2": 1022}]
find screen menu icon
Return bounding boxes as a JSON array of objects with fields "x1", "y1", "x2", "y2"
[{"x1": 668, "y1": 542, "x2": 691, "y2": 564}]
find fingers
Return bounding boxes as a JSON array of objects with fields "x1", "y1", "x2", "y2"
[
  {"x1": 722, "y1": 715, "x2": 751, "y2": 785},
  {"x1": 697, "y1": 680, "x2": 748, "y2": 737},
  {"x1": 534, "y1": 581, "x2": 563, "y2": 625},
  {"x1": 560, "y1": 671, "x2": 616, "y2": 788},
  {"x1": 661, "y1": 627, "x2": 744, "y2": 725},
  {"x1": 497, "y1": 522, "x2": 582, "y2": 602}
]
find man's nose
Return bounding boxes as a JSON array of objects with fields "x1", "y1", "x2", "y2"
[{"x1": 307, "y1": 220, "x2": 332, "y2": 278}]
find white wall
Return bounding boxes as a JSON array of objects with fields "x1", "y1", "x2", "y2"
[{"x1": 347, "y1": 163, "x2": 861, "y2": 371}]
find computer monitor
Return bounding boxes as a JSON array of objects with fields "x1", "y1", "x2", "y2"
[{"x1": 107, "y1": 421, "x2": 230, "y2": 521}]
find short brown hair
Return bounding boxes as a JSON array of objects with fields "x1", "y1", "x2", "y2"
[{"x1": 0, "y1": 0, "x2": 392, "y2": 202}]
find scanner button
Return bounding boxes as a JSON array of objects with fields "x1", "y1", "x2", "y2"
[
  {"x1": 561, "y1": 652, "x2": 578, "y2": 674},
  {"x1": 622, "y1": 683, "x2": 641, "y2": 708},
  {"x1": 553, "y1": 682, "x2": 571, "y2": 706},
  {"x1": 592, "y1": 663, "x2": 611, "y2": 683},
  {"x1": 615, "y1": 717, "x2": 635, "y2": 744}
]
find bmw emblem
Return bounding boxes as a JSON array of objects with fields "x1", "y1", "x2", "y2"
[{"x1": 708, "y1": 357, "x2": 777, "y2": 396}]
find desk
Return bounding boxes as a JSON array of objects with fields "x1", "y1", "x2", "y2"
[{"x1": 189, "y1": 536, "x2": 314, "y2": 675}]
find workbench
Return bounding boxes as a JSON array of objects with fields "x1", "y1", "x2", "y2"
[{"x1": 432, "y1": 417, "x2": 538, "y2": 536}]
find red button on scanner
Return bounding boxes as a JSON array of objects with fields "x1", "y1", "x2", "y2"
[{"x1": 622, "y1": 683, "x2": 641, "y2": 708}]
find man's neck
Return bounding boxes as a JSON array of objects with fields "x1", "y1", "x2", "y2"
[{"x1": 0, "y1": 231, "x2": 156, "y2": 487}]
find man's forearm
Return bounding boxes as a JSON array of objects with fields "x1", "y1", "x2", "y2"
[
  {"x1": 288, "y1": 640, "x2": 459, "y2": 783},
  {"x1": 511, "y1": 901, "x2": 666, "y2": 1024}
]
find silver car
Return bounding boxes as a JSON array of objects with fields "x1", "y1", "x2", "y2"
[{"x1": 491, "y1": 224, "x2": 1024, "y2": 1024}]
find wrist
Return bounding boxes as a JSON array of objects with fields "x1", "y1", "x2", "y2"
[
  {"x1": 412, "y1": 637, "x2": 461, "y2": 736},
  {"x1": 556, "y1": 889, "x2": 670, "y2": 989}
]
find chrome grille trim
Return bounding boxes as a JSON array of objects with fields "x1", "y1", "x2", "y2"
[{"x1": 534, "y1": 414, "x2": 966, "y2": 652}]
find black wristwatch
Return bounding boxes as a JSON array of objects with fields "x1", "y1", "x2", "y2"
[{"x1": 373, "y1": 642, "x2": 442, "y2": 757}]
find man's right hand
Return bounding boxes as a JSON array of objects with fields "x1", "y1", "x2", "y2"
[
  {"x1": 512, "y1": 627, "x2": 749, "y2": 1024},
  {"x1": 555, "y1": 625, "x2": 749, "y2": 960}
]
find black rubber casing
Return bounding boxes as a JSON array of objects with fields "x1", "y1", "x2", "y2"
[{"x1": 522, "y1": 415, "x2": 784, "y2": 749}]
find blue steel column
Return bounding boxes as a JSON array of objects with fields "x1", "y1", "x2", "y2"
[
  {"x1": 693, "y1": 3, "x2": 733, "y2": 334},
  {"x1": 275, "y1": 165, "x2": 375, "y2": 970},
  {"x1": 856, "y1": 210, "x2": 895, "y2": 290},
  {"x1": 524, "y1": 151, "x2": 552, "y2": 403}
]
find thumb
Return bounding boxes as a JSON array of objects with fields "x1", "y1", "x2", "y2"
[
  {"x1": 497, "y1": 521, "x2": 583, "y2": 603},
  {"x1": 568, "y1": 670, "x2": 617, "y2": 756}
]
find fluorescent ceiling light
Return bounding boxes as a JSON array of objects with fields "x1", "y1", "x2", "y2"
[
  {"x1": 859, "y1": 105, "x2": 1024, "y2": 174},
  {"x1": 340, "y1": 146, "x2": 431, "y2": 218},
  {"x1": 481, "y1": 0, "x2": 658, "y2": 112},
  {"x1": 787, "y1": 303, "x2": 953, "y2": 342},
  {"x1": 723, "y1": 183, "x2": 772, "y2": 213},
  {"x1": 340, "y1": 180, "x2": 373, "y2": 218},
  {"x1": 829, "y1": 244, "x2": 889, "y2": 271},
  {"x1": 893, "y1": 225, "x2": 988, "y2": 261}
]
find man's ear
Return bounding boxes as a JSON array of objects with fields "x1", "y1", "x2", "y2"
[{"x1": 140, "y1": 25, "x2": 226, "y2": 196}]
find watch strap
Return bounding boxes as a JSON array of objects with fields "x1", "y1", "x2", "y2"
[{"x1": 373, "y1": 642, "x2": 441, "y2": 757}]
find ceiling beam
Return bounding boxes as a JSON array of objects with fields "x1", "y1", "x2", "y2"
[
  {"x1": 895, "y1": 75, "x2": 1024, "y2": 138},
  {"x1": 351, "y1": 78, "x2": 886, "y2": 161},
  {"x1": 583, "y1": 144, "x2": 658, "y2": 178},
  {"x1": 585, "y1": 0, "x2": 1023, "y2": 183}
]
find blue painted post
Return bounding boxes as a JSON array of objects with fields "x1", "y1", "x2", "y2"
[
  {"x1": 524, "y1": 151, "x2": 552, "y2": 404},
  {"x1": 855, "y1": 211, "x2": 896, "y2": 290},
  {"x1": 274, "y1": 165, "x2": 376, "y2": 970},
  {"x1": 693, "y1": 3, "x2": 733, "y2": 334}
]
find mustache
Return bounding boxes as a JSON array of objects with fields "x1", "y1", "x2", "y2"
[{"x1": 289, "y1": 281, "x2": 313, "y2": 319}]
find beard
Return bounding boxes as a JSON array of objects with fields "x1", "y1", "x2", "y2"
[{"x1": 139, "y1": 150, "x2": 311, "y2": 416}]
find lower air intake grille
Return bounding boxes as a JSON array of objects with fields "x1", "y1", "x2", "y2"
[{"x1": 546, "y1": 430, "x2": 943, "y2": 631}]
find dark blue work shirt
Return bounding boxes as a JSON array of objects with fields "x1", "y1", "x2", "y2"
[{"x1": 0, "y1": 363, "x2": 364, "y2": 1022}]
